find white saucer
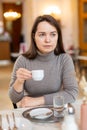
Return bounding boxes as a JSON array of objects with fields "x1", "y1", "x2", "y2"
[{"x1": 29, "y1": 108, "x2": 53, "y2": 119}]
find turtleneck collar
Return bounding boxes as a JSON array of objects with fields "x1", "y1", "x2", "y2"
[{"x1": 36, "y1": 51, "x2": 56, "y2": 62}]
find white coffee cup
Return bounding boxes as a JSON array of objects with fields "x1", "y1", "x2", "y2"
[{"x1": 32, "y1": 70, "x2": 44, "y2": 81}]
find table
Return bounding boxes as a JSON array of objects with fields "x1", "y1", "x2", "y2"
[{"x1": 0, "y1": 99, "x2": 82, "y2": 130}]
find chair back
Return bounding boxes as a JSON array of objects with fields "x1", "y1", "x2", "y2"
[{"x1": 12, "y1": 103, "x2": 17, "y2": 109}]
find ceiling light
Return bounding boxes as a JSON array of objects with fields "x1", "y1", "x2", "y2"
[
  {"x1": 44, "y1": 6, "x2": 61, "y2": 20},
  {"x1": 3, "y1": 10, "x2": 21, "y2": 21}
]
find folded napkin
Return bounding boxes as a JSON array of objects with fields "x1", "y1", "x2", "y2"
[
  {"x1": 2, "y1": 114, "x2": 9, "y2": 130},
  {"x1": 0, "y1": 110, "x2": 32, "y2": 130}
]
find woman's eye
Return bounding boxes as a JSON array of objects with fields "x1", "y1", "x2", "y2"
[
  {"x1": 39, "y1": 33, "x2": 45, "y2": 37},
  {"x1": 51, "y1": 33, "x2": 56, "y2": 37}
]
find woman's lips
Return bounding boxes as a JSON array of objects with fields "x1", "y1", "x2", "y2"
[{"x1": 43, "y1": 45, "x2": 52, "y2": 48}]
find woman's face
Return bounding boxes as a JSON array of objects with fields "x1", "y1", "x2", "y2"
[{"x1": 34, "y1": 21, "x2": 58, "y2": 54}]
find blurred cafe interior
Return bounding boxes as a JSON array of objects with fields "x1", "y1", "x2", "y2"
[{"x1": 0, "y1": 0, "x2": 87, "y2": 111}]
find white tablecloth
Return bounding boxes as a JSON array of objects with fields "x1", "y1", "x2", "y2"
[{"x1": 0, "y1": 99, "x2": 82, "y2": 130}]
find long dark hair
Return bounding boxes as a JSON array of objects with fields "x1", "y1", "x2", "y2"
[{"x1": 23, "y1": 14, "x2": 65, "y2": 59}]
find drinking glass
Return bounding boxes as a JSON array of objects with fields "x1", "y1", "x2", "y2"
[{"x1": 53, "y1": 95, "x2": 64, "y2": 117}]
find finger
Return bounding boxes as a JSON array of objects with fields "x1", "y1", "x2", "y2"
[
  {"x1": 17, "y1": 70, "x2": 32, "y2": 80},
  {"x1": 19, "y1": 68, "x2": 32, "y2": 75},
  {"x1": 17, "y1": 69, "x2": 32, "y2": 78}
]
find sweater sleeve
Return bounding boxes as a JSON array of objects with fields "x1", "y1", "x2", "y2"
[
  {"x1": 44, "y1": 54, "x2": 78, "y2": 105},
  {"x1": 8, "y1": 55, "x2": 26, "y2": 103}
]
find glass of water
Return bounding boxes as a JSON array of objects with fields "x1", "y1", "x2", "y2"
[{"x1": 53, "y1": 95, "x2": 64, "y2": 118}]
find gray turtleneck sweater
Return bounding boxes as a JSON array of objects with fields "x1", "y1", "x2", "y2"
[{"x1": 9, "y1": 52, "x2": 78, "y2": 105}]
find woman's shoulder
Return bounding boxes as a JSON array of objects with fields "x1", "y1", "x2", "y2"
[
  {"x1": 17, "y1": 54, "x2": 27, "y2": 61},
  {"x1": 58, "y1": 53, "x2": 73, "y2": 64},
  {"x1": 59, "y1": 53, "x2": 72, "y2": 59},
  {"x1": 14, "y1": 54, "x2": 28, "y2": 66}
]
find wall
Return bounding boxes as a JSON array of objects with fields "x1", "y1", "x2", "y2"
[
  {"x1": 22, "y1": 0, "x2": 33, "y2": 49},
  {"x1": 71, "y1": 0, "x2": 79, "y2": 48},
  {"x1": 32, "y1": 0, "x2": 61, "y2": 19},
  {"x1": 22, "y1": 0, "x2": 79, "y2": 50}
]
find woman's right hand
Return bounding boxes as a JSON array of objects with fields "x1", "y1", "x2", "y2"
[
  {"x1": 16, "y1": 68, "x2": 32, "y2": 84},
  {"x1": 13, "y1": 68, "x2": 32, "y2": 92}
]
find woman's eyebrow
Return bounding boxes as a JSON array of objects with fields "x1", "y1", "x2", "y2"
[
  {"x1": 51, "y1": 31, "x2": 57, "y2": 33},
  {"x1": 38, "y1": 32, "x2": 45, "y2": 33},
  {"x1": 38, "y1": 31, "x2": 57, "y2": 33}
]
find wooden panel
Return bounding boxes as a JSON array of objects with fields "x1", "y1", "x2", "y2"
[
  {"x1": 79, "y1": 0, "x2": 87, "y2": 50},
  {"x1": 0, "y1": 41, "x2": 10, "y2": 60}
]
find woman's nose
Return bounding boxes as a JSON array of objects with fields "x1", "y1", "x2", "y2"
[{"x1": 45, "y1": 35, "x2": 51, "y2": 42}]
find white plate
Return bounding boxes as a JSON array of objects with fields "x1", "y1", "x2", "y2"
[{"x1": 29, "y1": 108, "x2": 53, "y2": 119}]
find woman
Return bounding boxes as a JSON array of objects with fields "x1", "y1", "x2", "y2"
[{"x1": 9, "y1": 15, "x2": 78, "y2": 108}]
